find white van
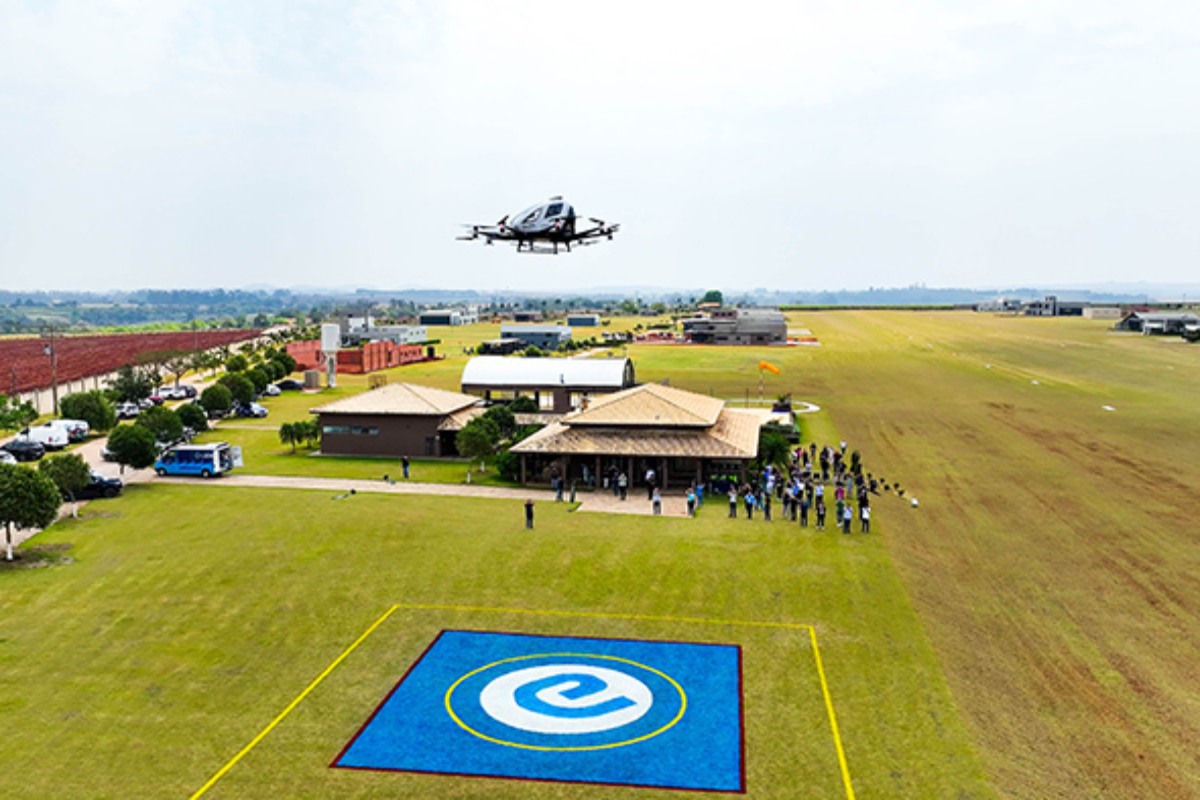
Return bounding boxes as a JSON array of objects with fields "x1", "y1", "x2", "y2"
[
  {"x1": 50, "y1": 419, "x2": 91, "y2": 442},
  {"x1": 19, "y1": 424, "x2": 69, "y2": 450}
]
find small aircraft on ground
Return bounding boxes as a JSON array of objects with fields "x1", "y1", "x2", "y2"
[{"x1": 457, "y1": 196, "x2": 619, "y2": 253}]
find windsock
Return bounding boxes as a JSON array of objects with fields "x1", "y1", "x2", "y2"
[{"x1": 758, "y1": 361, "x2": 781, "y2": 375}]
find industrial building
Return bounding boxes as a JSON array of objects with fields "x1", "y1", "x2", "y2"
[
  {"x1": 680, "y1": 308, "x2": 787, "y2": 345},
  {"x1": 566, "y1": 313, "x2": 601, "y2": 327},
  {"x1": 419, "y1": 308, "x2": 478, "y2": 326},
  {"x1": 499, "y1": 324, "x2": 572, "y2": 351},
  {"x1": 344, "y1": 316, "x2": 427, "y2": 345}
]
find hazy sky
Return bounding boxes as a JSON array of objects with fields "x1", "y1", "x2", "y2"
[{"x1": 2, "y1": 1, "x2": 1198, "y2": 293}]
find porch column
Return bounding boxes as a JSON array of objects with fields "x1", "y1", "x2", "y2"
[
  {"x1": 520, "y1": 454, "x2": 527, "y2": 485},
  {"x1": 662, "y1": 459, "x2": 669, "y2": 490}
]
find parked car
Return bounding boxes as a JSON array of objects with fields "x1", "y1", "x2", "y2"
[
  {"x1": 0, "y1": 450, "x2": 17, "y2": 466},
  {"x1": 116, "y1": 401, "x2": 141, "y2": 419},
  {"x1": 260, "y1": 384, "x2": 281, "y2": 397},
  {"x1": 2, "y1": 438, "x2": 45, "y2": 462},
  {"x1": 233, "y1": 401, "x2": 269, "y2": 418},
  {"x1": 178, "y1": 385, "x2": 197, "y2": 398},
  {"x1": 100, "y1": 444, "x2": 116, "y2": 462},
  {"x1": 19, "y1": 425, "x2": 69, "y2": 450},
  {"x1": 50, "y1": 418, "x2": 91, "y2": 442},
  {"x1": 72, "y1": 471, "x2": 124, "y2": 500},
  {"x1": 275, "y1": 379, "x2": 304, "y2": 391}
]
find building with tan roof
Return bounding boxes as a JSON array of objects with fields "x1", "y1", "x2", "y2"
[
  {"x1": 510, "y1": 382, "x2": 762, "y2": 488},
  {"x1": 311, "y1": 382, "x2": 483, "y2": 457}
]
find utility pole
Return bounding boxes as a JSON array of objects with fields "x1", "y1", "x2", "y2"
[{"x1": 42, "y1": 325, "x2": 60, "y2": 416}]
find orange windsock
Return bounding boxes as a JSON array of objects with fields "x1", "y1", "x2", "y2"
[{"x1": 758, "y1": 361, "x2": 781, "y2": 374}]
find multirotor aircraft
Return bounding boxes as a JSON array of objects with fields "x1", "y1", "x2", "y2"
[{"x1": 457, "y1": 196, "x2": 619, "y2": 254}]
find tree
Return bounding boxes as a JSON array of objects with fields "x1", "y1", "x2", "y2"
[
  {"x1": 218, "y1": 373, "x2": 255, "y2": 405},
  {"x1": 136, "y1": 406, "x2": 184, "y2": 444},
  {"x1": 106, "y1": 424, "x2": 158, "y2": 474},
  {"x1": 245, "y1": 366, "x2": 269, "y2": 394},
  {"x1": 199, "y1": 384, "x2": 233, "y2": 417},
  {"x1": 59, "y1": 390, "x2": 117, "y2": 433},
  {"x1": 0, "y1": 464, "x2": 61, "y2": 561},
  {"x1": 300, "y1": 419, "x2": 321, "y2": 447},
  {"x1": 108, "y1": 364, "x2": 157, "y2": 403},
  {"x1": 0, "y1": 394, "x2": 38, "y2": 432},
  {"x1": 225, "y1": 354, "x2": 248, "y2": 372},
  {"x1": 757, "y1": 429, "x2": 791, "y2": 471},
  {"x1": 176, "y1": 403, "x2": 208, "y2": 432},
  {"x1": 279, "y1": 422, "x2": 303, "y2": 453},
  {"x1": 38, "y1": 453, "x2": 91, "y2": 517},
  {"x1": 509, "y1": 396, "x2": 538, "y2": 414},
  {"x1": 262, "y1": 360, "x2": 284, "y2": 381},
  {"x1": 482, "y1": 404, "x2": 516, "y2": 439},
  {"x1": 456, "y1": 416, "x2": 500, "y2": 466},
  {"x1": 701, "y1": 289, "x2": 723, "y2": 305},
  {"x1": 272, "y1": 352, "x2": 297, "y2": 374},
  {"x1": 522, "y1": 346, "x2": 545, "y2": 358}
]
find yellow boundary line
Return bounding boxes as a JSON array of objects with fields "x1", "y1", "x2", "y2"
[
  {"x1": 188, "y1": 601, "x2": 856, "y2": 800},
  {"x1": 188, "y1": 604, "x2": 399, "y2": 799}
]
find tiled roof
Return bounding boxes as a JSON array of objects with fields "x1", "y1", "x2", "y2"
[
  {"x1": 562, "y1": 382, "x2": 723, "y2": 427},
  {"x1": 311, "y1": 383, "x2": 480, "y2": 417},
  {"x1": 437, "y1": 406, "x2": 486, "y2": 431},
  {"x1": 510, "y1": 407, "x2": 760, "y2": 459}
]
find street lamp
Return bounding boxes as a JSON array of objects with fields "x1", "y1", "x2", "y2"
[{"x1": 42, "y1": 329, "x2": 59, "y2": 416}]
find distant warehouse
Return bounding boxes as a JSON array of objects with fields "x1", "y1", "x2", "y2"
[
  {"x1": 419, "y1": 308, "x2": 478, "y2": 326},
  {"x1": 566, "y1": 313, "x2": 601, "y2": 327},
  {"x1": 681, "y1": 308, "x2": 787, "y2": 345},
  {"x1": 500, "y1": 324, "x2": 572, "y2": 351}
]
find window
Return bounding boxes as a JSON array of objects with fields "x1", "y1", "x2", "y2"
[
  {"x1": 323, "y1": 425, "x2": 351, "y2": 435},
  {"x1": 545, "y1": 203, "x2": 563, "y2": 217},
  {"x1": 350, "y1": 426, "x2": 379, "y2": 436},
  {"x1": 521, "y1": 208, "x2": 541, "y2": 224}
]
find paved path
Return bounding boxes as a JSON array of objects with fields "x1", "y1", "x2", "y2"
[{"x1": 156, "y1": 473, "x2": 692, "y2": 517}]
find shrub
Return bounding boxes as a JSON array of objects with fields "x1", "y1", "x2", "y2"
[{"x1": 59, "y1": 390, "x2": 117, "y2": 433}]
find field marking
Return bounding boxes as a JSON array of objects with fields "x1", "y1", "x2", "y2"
[
  {"x1": 394, "y1": 601, "x2": 856, "y2": 800},
  {"x1": 188, "y1": 604, "x2": 399, "y2": 799}
]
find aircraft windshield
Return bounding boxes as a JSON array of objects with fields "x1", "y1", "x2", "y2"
[
  {"x1": 545, "y1": 203, "x2": 563, "y2": 217},
  {"x1": 516, "y1": 206, "x2": 541, "y2": 224}
]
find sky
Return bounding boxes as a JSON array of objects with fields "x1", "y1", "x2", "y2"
[{"x1": 2, "y1": 0, "x2": 1199, "y2": 293}]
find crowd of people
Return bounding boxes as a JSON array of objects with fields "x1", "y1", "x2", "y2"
[{"x1": 692, "y1": 442, "x2": 879, "y2": 533}]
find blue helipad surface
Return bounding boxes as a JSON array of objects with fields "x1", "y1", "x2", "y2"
[{"x1": 333, "y1": 629, "x2": 744, "y2": 792}]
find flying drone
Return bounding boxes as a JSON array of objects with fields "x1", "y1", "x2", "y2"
[{"x1": 457, "y1": 196, "x2": 619, "y2": 254}]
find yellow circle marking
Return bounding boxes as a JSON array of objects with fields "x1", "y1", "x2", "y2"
[{"x1": 444, "y1": 652, "x2": 687, "y2": 751}]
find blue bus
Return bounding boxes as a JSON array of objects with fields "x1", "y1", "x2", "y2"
[{"x1": 154, "y1": 442, "x2": 238, "y2": 478}]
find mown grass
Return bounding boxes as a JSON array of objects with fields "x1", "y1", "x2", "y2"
[{"x1": 0, "y1": 484, "x2": 988, "y2": 799}]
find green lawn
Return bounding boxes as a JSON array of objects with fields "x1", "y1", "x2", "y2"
[{"x1": 1, "y1": 484, "x2": 987, "y2": 799}]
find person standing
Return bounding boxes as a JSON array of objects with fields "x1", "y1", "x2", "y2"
[
  {"x1": 652, "y1": 486, "x2": 662, "y2": 515},
  {"x1": 555, "y1": 477, "x2": 564, "y2": 502},
  {"x1": 617, "y1": 471, "x2": 628, "y2": 501},
  {"x1": 815, "y1": 498, "x2": 826, "y2": 530},
  {"x1": 645, "y1": 466, "x2": 656, "y2": 500},
  {"x1": 761, "y1": 488, "x2": 772, "y2": 522},
  {"x1": 686, "y1": 487, "x2": 696, "y2": 517},
  {"x1": 401, "y1": 456, "x2": 410, "y2": 480},
  {"x1": 524, "y1": 498, "x2": 535, "y2": 529},
  {"x1": 860, "y1": 504, "x2": 871, "y2": 533},
  {"x1": 799, "y1": 492, "x2": 810, "y2": 528},
  {"x1": 696, "y1": 481, "x2": 704, "y2": 506},
  {"x1": 842, "y1": 503, "x2": 853, "y2": 534},
  {"x1": 743, "y1": 486, "x2": 755, "y2": 520},
  {"x1": 728, "y1": 486, "x2": 738, "y2": 518}
]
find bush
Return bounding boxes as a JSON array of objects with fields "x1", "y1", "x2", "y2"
[
  {"x1": 59, "y1": 390, "x2": 117, "y2": 434},
  {"x1": 272, "y1": 353, "x2": 297, "y2": 374},
  {"x1": 225, "y1": 354, "x2": 248, "y2": 372},
  {"x1": 509, "y1": 396, "x2": 538, "y2": 413},
  {"x1": 494, "y1": 450, "x2": 521, "y2": 482}
]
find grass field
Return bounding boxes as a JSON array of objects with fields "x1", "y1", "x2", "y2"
[
  {"x1": 3, "y1": 310, "x2": 1197, "y2": 798},
  {"x1": 0, "y1": 484, "x2": 986, "y2": 798}
]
